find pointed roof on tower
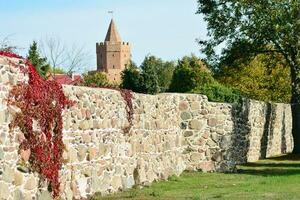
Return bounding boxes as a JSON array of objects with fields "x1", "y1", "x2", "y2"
[{"x1": 105, "y1": 19, "x2": 122, "y2": 42}]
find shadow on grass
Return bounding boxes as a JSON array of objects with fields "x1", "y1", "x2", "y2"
[
  {"x1": 268, "y1": 154, "x2": 300, "y2": 161},
  {"x1": 236, "y1": 154, "x2": 300, "y2": 176}
]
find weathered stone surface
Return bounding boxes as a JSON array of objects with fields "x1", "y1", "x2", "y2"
[
  {"x1": 0, "y1": 182, "x2": 9, "y2": 199},
  {"x1": 122, "y1": 176, "x2": 135, "y2": 189},
  {"x1": 88, "y1": 146, "x2": 98, "y2": 161},
  {"x1": 179, "y1": 101, "x2": 189, "y2": 111},
  {"x1": 0, "y1": 147, "x2": 3, "y2": 160},
  {"x1": 190, "y1": 152, "x2": 205, "y2": 162},
  {"x1": 0, "y1": 55, "x2": 294, "y2": 200},
  {"x1": 79, "y1": 120, "x2": 89, "y2": 130},
  {"x1": 0, "y1": 110, "x2": 5, "y2": 125},
  {"x1": 190, "y1": 102, "x2": 200, "y2": 110},
  {"x1": 212, "y1": 151, "x2": 223, "y2": 162},
  {"x1": 68, "y1": 147, "x2": 78, "y2": 162},
  {"x1": 111, "y1": 176, "x2": 122, "y2": 190},
  {"x1": 3, "y1": 165, "x2": 14, "y2": 183},
  {"x1": 37, "y1": 190, "x2": 52, "y2": 200},
  {"x1": 184, "y1": 131, "x2": 193, "y2": 137},
  {"x1": 189, "y1": 119, "x2": 204, "y2": 130},
  {"x1": 24, "y1": 175, "x2": 37, "y2": 190},
  {"x1": 208, "y1": 118, "x2": 219, "y2": 127},
  {"x1": 197, "y1": 161, "x2": 215, "y2": 172},
  {"x1": 20, "y1": 149, "x2": 31, "y2": 162},
  {"x1": 180, "y1": 112, "x2": 192, "y2": 120},
  {"x1": 78, "y1": 145, "x2": 87, "y2": 161},
  {"x1": 14, "y1": 171, "x2": 24, "y2": 186},
  {"x1": 82, "y1": 133, "x2": 92, "y2": 143},
  {"x1": 13, "y1": 189, "x2": 24, "y2": 200}
]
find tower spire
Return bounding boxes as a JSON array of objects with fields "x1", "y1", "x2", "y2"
[{"x1": 105, "y1": 19, "x2": 122, "y2": 42}]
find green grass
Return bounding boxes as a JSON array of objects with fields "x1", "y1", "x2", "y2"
[{"x1": 91, "y1": 154, "x2": 300, "y2": 200}]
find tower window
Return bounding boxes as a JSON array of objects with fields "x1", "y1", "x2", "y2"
[
  {"x1": 112, "y1": 54, "x2": 115, "y2": 57},
  {"x1": 113, "y1": 65, "x2": 115, "y2": 69}
]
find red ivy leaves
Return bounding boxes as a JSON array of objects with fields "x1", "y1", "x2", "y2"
[
  {"x1": 0, "y1": 51, "x2": 23, "y2": 59},
  {"x1": 2, "y1": 51, "x2": 72, "y2": 198},
  {"x1": 1, "y1": 51, "x2": 134, "y2": 198},
  {"x1": 119, "y1": 89, "x2": 134, "y2": 128}
]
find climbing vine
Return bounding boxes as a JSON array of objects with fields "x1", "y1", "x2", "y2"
[
  {"x1": 1, "y1": 51, "x2": 72, "y2": 198},
  {"x1": 119, "y1": 89, "x2": 134, "y2": 132}
]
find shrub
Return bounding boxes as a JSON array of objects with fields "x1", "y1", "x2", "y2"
[
  {"x1": 83, "y1": 72, "x2": 109, "y2": 87},
  {"x1": 169, "y1": 55, "x2": 214, "y2": 93},
  {"x1": 193, "y1": 83, "x2": 242, "y2": 103}
]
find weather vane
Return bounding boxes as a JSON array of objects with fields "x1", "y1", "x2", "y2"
[{"x1": 108, "y1": 11, "x2": 114, "y2": 18}]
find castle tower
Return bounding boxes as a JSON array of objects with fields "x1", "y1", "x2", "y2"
[{"x1": 96, "y1": 19, "x2": 131, "y2": 83}]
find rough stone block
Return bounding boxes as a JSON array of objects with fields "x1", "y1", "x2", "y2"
[
  {"x1": 24, "y1": 175, "x2": 37, "y2": 190},
  {"x1": 0, "y1": 182, "x2": 9, "y2": 199}
]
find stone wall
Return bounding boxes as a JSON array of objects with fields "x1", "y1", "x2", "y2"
[{"x1": 0, "y1": 55, "x2": 293, "y2": 199}]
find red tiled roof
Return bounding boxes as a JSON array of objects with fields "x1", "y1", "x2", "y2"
[{"x1": 48, "y1": 74, "x2": 83, "y2": 85}]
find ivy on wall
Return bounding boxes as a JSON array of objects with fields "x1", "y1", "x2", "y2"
[
  {"x1": 1, "y1": 51, "x2": 73, "y2": 198},
  {"x1": 120, "y1": 89, "x2": 134, "y2": 132}
]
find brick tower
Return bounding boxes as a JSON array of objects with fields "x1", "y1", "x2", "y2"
[{"x1": 96, "y1": 19, "x2": 131, "y2": 83}]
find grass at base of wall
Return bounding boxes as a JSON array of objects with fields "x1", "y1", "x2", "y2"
[{"x1": 91, "y1": 154, "x2": 300, "y2": 200}]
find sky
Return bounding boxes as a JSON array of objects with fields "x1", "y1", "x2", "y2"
[{"x1": 0, "y1": 0, "x2": 208, "y2": 72}]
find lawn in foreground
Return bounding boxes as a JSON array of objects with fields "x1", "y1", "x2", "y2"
[{"x1": 91, "y1": 154, "x2": 300, "y2": 200}]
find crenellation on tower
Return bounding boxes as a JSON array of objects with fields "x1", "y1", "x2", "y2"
[{"x1": 95, "y1": 19, "x2": 131, "y2": 83}]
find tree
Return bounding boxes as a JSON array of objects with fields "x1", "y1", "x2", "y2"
[
  {"x1": 121, "y1": 62, "x2": 143, "y2": 92},
  {"x1": 169, "y1": 55, "x2": 213, "y2": 93},
  {"x1": 49, "y1": 67, "x2": 67, "y2": 75},
  {"x1": 83, "y1": 72, "x2": 109, "y2": 87},
  {"x1": 197, "y1": 0, "x2": 300, "y2": 153},
  {"x1": 27, "y1": 41, "x2": 50, "y2": 78},
  {"x1": 140, "y1": 56, "x2": 160, "y2": 94},
  {"x1": 157, "y1": 61, "x2": 176, "y2": 92},
  {"x1": 0, "y1": 35, "x2": 18, "y2": 53},
  {"x1": 216, "y1": 53, "x2": 291, "y2": 103},
  {"x1": 40, "y1": 36, "x2": 90, "y2": 75}
]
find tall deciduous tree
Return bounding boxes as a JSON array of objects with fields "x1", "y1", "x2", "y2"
[
  {"x1": 140, "y1": 56, "x2": 160, "y2": 94},
  {"x1": 27, "y1": 41, "x2": 50, "y2": 78},
  {"x1": 197, "y1": 0, "x2": 300, "y2": 153},
  {"x1": 217, "y1": 54, "x2": 291, "y2": 103},
  {"x1": 169, "y1": 55, "x2": 213, "y2": 93},
  {"x1": 40, "y1": 36, "x2": 90, "y2": 75}
]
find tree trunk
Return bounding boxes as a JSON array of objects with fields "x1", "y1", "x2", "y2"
[
  {"x1": 290, "y1": 61, "x2": 300, "y2": 154},
  {"x1": 292, "y1": 103, "x2": 300, "y2": 153}
]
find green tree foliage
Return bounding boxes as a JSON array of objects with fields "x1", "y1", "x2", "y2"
[
  {"x1": 169, "y1": 55, "x2": 241, "y2": 103},
  {"x1": 155, "y1": 60, "x2": 176, "y2": 92},
  {"x1": 83, "y1": 72, "x2": 109, "y2": 87},
  {"x1": 193, "y1": 83, "x2": 241, "y2": 103},
  {"x1": 217, "y1": 54, "x2": 291, "y2": 103},
  {"x1": 49, "y1": 67, "x2": 67, "y2": 74},
  {"x1": 169, "y1": 55, "x2": 214, "y2": 93},
  {"x1": 196, "y1": 0, "x2": 300, "y2": 153},
  {"x1": 140, "y1": 56, "x2": 160, "y2": 94},
  {"x1": 121, "y1": 62, "x2": 143, "y2": 92},
  {"x1": 120, "y1": 56, "x2": 175, "y2": 94},
  {"x1": 27, "y1": 41, "x2": 50, "y2": 78}
]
